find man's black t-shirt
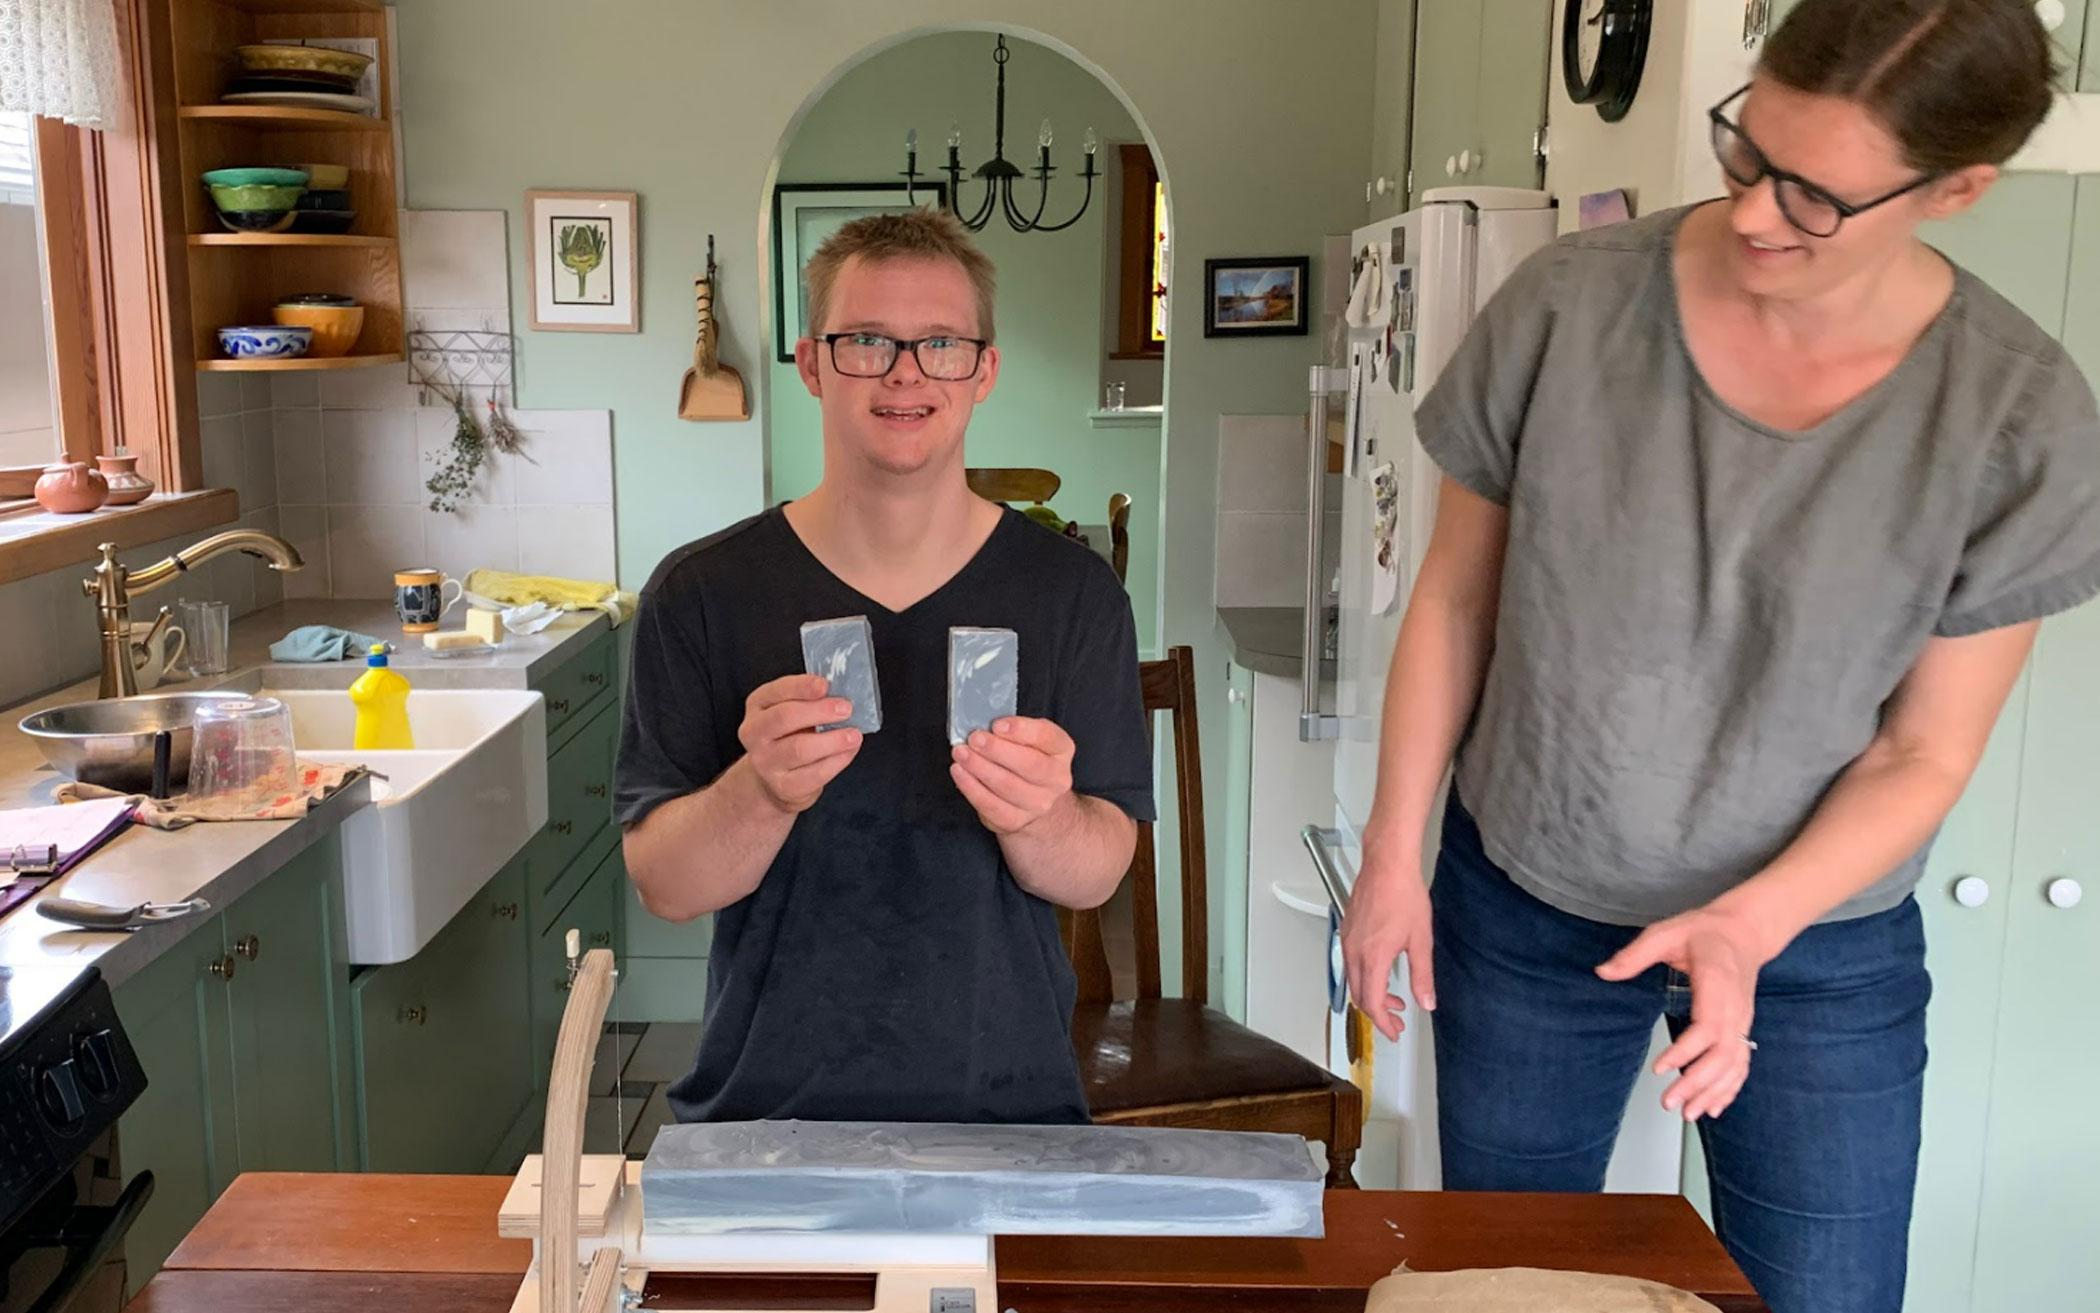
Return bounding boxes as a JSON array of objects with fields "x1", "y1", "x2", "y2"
[{"x1": 613, "y1": 505, "x2": 1155, "y2": 1125}]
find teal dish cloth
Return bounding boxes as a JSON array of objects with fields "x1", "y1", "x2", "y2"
[{"x1": 269, "y1": 625, "x2": 387, "y2": 663}]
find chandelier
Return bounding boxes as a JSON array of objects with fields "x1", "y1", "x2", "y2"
[{"x1": 902, "y1": 35, "x2": 1098, "y2": 234}]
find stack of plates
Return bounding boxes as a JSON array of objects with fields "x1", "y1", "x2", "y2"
[{"x1": 222, "y1": 45, "x2": 375, "y2": 113}]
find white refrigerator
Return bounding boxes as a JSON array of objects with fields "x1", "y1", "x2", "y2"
[{"x1": 1291, "y1": 186, "x2": 1684, "y2": 1192}]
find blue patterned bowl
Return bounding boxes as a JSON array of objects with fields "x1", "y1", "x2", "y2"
[{"x1": 217, "y1": 325, "x2": 313, "y2": 359}]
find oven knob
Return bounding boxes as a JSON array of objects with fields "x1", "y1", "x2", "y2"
[
  {"x1": 37, "y1": 1059, "x2": 86, "y2": 1130},
  {"x1": 76, "y1": 1029, "x2": 122, "y2": 1098}
]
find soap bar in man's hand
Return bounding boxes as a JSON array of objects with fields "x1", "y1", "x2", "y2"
[
  {"x1": 948, "y1": 627, "x2": 1018, "y2": 745},
  {"x1": 800, "y1": 616, "x2": 882, "y2": 733}
]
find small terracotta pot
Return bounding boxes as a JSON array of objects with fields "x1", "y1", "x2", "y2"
[
  {"x1": 97, "y1": 452, "x2": 154, "y2": 506},
  {"x1": 34, "y1": 462, "x2": 109, "y2": 515}
]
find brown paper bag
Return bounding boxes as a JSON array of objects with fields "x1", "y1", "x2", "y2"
[{"x1": 1366, "y1": 1267, "x2": 1723, "y2": 1312}]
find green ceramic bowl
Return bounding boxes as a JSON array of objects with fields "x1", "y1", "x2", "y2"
[
  {"x1": 208, "y1": 182, "x2": 305, "y2": 213},
  {"x1": 201, "y1": 167, "x2": 308, "y2": 188}
]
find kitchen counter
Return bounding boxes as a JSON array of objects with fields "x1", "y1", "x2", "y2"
[
  {"x1": 1219, "y1": 605, "x2": 1329, "y2": 680},
  {"x1": 133, "y1": 1172, "x2": 1766, "y2": 1312},
  {"x1": 0, "y1": 600, "x2": 610, "y2": 1045}
]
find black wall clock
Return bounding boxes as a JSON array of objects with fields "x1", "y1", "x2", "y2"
[{"x1": 1562, "y1": 0, "x2": 1652, "y2": 123}]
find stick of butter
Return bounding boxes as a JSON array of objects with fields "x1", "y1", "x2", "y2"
[{"x1": 463, "y1": 608, "x2": 504, "y2": 644}]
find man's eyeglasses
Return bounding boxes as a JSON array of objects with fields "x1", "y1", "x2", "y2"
[
  {"x1": 1708, "y1": 84, "x2": 1940, "y2": 238},
  {"x1": 818, "y1": 332, "x2": 988, "y2": 381}
]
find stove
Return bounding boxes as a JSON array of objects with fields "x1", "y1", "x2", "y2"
[{"x1": 0, "y1": 968, "x2": 150, "y2": 1313}]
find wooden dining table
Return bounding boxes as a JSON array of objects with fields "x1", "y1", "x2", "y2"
[{"x1": 124, "y1": 1172, "x2": 1767, "y2": 1313}]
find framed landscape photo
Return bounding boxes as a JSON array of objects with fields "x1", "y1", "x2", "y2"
[
  {"x1": 1202, "y1": 256, "x2": 1311, "y2": 338},
  {"x1": 772, "y1": 182, "x2": 947, "y2": 361},
  {"x1": 527, "y1": 189, "x2": 639, "y2": 332}
]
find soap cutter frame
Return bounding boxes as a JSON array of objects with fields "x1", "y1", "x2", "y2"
[{"x1": 501, "y1": 936, "x2": 997, "y2": 1313}]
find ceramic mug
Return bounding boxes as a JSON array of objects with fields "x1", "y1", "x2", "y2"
[
  {"x1": 394, "y1": 568, "x2": 464, "y2": 634},
  {"x1": 128, "y1": 620, "x2": 188, "y2": 691}
]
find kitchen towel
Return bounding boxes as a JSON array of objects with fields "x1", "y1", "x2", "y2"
[
  {"x1": 463, "y1": 568, "x2": 639, "y2": 628},
  {"x1": 269, "y1": 624, "x2": 387, "y2": 662},
  {"x1": 57, "y1": 761, "x2": 365, "y2": 828}
]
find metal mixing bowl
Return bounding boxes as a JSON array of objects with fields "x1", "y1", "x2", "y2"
[{"x1": 18, "y1": 691, "x2": 251, "y2": 792}]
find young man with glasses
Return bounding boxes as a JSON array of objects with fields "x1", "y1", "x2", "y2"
[
  {"x1": 615, "y1": 208, "x2": 1153, "y2": 1128},
  {"x1": 1341, "y1": 2, "x2": 2097, "y2": 1311}
]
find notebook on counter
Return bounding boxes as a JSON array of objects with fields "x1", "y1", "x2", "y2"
[{"x1": 0, "y1": 797, "x2": 138, "y2": 917}]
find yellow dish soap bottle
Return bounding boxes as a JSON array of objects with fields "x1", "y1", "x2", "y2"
[{"x1": 349, "y1": 643, "x2": 414, "y2": 749}]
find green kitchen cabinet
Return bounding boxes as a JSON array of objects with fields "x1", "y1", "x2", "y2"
[
  {"x1": 530, "y1": 828, "x2": 625, "y2": 1077},
  {"x1": 1408, "y1": 0, "x2": 1550, "y2": 206},
  {"x1": 351, "y1": 857, "x2": 530, "y2": 1172},
  {"x1": 1218, "y1": 660, "x2": 1255, "y2": 1022},
  {"x1": 115, "y1": 835, "x2": 351, "y2": 1292},
  {"x1": 115, "y1": 924, "x2": 236, "y2": 1291}
]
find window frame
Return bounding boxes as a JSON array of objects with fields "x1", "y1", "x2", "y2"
[{"x1": 1113, "y1": 143, "x2": 1166, "y2": 361}]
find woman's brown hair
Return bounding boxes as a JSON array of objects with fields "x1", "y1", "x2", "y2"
[{"x1": 1760, "y1": 0, "x2": 2057, "y2": 172}]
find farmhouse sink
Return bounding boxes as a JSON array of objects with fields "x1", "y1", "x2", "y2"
[{"x1": 263, "y1": 687, "x2": 547, "y2": 965}]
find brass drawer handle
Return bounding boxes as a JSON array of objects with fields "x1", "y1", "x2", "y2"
[
  {"x1": 588, "y1": 930, "x2": 612, "y2": 946},
  {"x1": 234, "y1": 934, "x2": 261, "y2": 961},
  {"x1": 550, "y1": 698, "x2": 571, "y2": 715},
  {"x1": 552, "y1": 820, "x2": 574, "y2": 836},
  {"x1": 209, "y1": 954, "x2": 237, "y2": 981},
  {"x1": 584, "y1": 784, "x2": 608, "y2": 799},
  {"x1": 397, "y1": 1005, "x2": 428, "y2": 1025},
  {"x1": 583, "y1": 671, "x2": 606, "y2": 687},
  {"x1": 493, "y1": 902, "x2": 520, "y2": 921}
]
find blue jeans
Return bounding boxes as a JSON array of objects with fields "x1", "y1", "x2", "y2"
[{"x1": 1429, "y1": 795, "x2": 1929, "y2": 1313}]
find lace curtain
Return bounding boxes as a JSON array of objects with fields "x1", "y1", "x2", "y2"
[{"x1": 0, "y1": 0, "x2": 124, "y2": 129}]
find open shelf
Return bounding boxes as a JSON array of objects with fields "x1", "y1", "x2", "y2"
[
  {"x1": 195, "y1": 352, "x2": 403, "y2": 372},
  {"x1": 179, "y1": 104, "x2": 388, "y2": 130},
  {"x1": 189, "y1": 232, "x2": 394, "y2": 247},
  {"x1": 206, "y1": 0, "x2": 383, "y2": 13}
]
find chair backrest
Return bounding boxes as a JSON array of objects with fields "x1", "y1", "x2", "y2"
[
  {"x1": 967, "y1": 467, "x2": 1061, "y2": 504},
  {"x1": 1108, "y1": 492, "x2": 1131, "y2": 585},
  {"x1": 1062, "y1": 645, "x2": 1208, "y2": 1008}
]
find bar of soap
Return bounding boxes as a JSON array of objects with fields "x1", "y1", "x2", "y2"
[
  {"x1": 642, "y1": 1120, "x2": 1324, "y2": 1238},
  {"x1": 947, "y1": 627, "x2": 1017, "y2": 745},
  {"x1": 464, "y1": 607, "x2": 504, "y2": 644},
  {"x1": 800, "y1": 616, "x2": 881, "y2": 733},
  {"x1": 423, "y1": 630, "x2": 486, "y2": 652}
]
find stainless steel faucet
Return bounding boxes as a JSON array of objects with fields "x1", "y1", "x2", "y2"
[{"x1": 82, "y1": 529, "x2": 304, "y2": 698}]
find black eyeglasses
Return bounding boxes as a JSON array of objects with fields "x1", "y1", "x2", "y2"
[
  {"x1": 817, "y1": 331, "x2": 988, "y2": 381},
  {"x1": 1708, "y1": 85, "x2": 1940, "y2": 238}
]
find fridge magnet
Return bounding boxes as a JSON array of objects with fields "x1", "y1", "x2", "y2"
[
  {"x1": 527, "y1": 189, "x2": 639, "y2": 332},
  {"x1": 1577, "y1": 188, "x2": 1634, "y2": 231},
  {"x1": 1370, "y1": 459, "x2": 1402, "y2": 616},
  {"x1": 1204, "y1": 256, "x2": 1311, "y2": 338}
]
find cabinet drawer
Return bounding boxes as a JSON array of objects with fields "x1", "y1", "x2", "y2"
[
  {"x1": 353, "y1": 859, "x2": 530, "y2": 1172},
  {"x1": 539, "y1": 702, "x2": 619, "y2": 889},
  {"x1": 532, "y1": 822, "x2": 619, "y2": 939},
  {"x1": 530, "y1": 843, "x2": 625, "y2": 1083},
  {"x1": 539, "y1": 629, "x2": 617, "y2": 745}
]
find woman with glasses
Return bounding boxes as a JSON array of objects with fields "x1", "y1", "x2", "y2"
[{"x1": 1341, "y1": 2, "x2": 2097, "y2": 1310}]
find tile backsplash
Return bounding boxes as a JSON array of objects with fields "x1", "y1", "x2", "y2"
[{"x1": 1214, "y1": 414, "x2": 1340, "y2": 609}]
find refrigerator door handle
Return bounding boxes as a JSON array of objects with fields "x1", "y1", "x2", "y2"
[
  {"x1": 1300, "y1": 824, "x2": 1352, "y2": 917},
  {"x1": 1300, "y1": 364, "x2": 1346, "y2": 741}
]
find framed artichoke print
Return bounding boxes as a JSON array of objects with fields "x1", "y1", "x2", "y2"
[{"x1": 527, "y1": 189, "x2": 639, "y2": 332}]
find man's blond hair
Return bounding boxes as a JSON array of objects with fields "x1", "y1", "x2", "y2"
[{"x1": 803, "y1": 207, "x2": 997, "y2": 343}]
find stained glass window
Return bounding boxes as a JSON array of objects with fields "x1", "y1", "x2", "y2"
[{"x1": 1149, "y1": 181, "x2": 1168, "y2": 344}]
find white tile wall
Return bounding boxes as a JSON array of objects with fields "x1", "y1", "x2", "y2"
[
  {"x1": 273, "y1": 406, "x2": 326, "y2": 504},
  {"x1": 516, "y1": 504, "x2": 616, "y2": 581},
  {"x1": 1215, "y1": 511, "x2": 1315, "y2": 608},
  {"x1": 322, "y1": 408, "x2": 421, "y2": 506},
  {"x1": 278, "y1": 504, "x2": 332, "y2": 599},
  {"x1": 1217, "y1": 414, "x2": 1310, "y2": 514},
  {"x1": 326, "y1": 504, "x2": 426, "y2": 599}
]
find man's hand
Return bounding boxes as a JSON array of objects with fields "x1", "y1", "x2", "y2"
[
  {"x1": 950, "y1": 716, "x2": 1075, "y2": 835},
  {"x1": 1596, "y1": 903, "x2": 1773, "y2": 1122},
  {"x1": 737, "y1": 673, "x2": 863, "y2": 815}
]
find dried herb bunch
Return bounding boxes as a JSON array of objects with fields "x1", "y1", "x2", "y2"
[{"x1": 424, "y1": 386, "x2": 527, "y2": 513}]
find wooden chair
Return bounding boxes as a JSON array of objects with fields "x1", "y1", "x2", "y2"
[
  {"x1": 1108, "y1": 493, "x2": 1131, "y2": 584},
  {"x1": 966, "y1": 467, "x2": 1061, "y2": 505},
  {"x1": 1064, "y1": 645, "x2": 1364, "y2": 1187}
]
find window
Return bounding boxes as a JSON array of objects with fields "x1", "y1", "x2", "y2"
[
  {"x1": 0, "y1": 111, "x2": 62, "y2": 471},
  {"x1": 1115, "y1": 144, "x2": 1167, "y2": 358}
]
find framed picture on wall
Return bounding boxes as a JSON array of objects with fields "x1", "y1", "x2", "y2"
[
  {"x1": 772, "y1": 182, "x2": 948, "y2": 362},
  {"x1": 1202, "y1": 256, "x2": 1311, "y2": 338},
  {"x1": 526, "y1": 189, "x2": 640, "y2": 332}
]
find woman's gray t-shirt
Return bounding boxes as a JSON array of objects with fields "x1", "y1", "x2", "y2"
[{"x1": 1419, "y1": 204, "x2": 2100, "y2": 926}]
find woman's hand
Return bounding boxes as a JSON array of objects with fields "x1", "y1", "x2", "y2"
[
  {"x1": 1597, "y1": 903, "x2": 1776, "y2": 1121},
  {"x1": 1339, "y1": 841, "x2": 1436, "y2": 1042}
]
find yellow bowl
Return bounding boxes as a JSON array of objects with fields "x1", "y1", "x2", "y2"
[
  {"x1": 271, "y1": 302, "x2": 364, "y2": 357},
  {"x1": 235, "y1": 44, "x2": 373, "y2": 80},
  {"x1": 296, "y1": 163, "x2": 349, "y2": 191}
]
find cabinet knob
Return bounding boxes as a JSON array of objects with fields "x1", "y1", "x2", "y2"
[
  {"x1": 398, "y1": 1005, "x2": 428, "y2": 1025},
  {"x1": 1458, "y1": 149, "x2": 1474, "y2": 174},
  {"x1": 584, "y1": 783, "x2": 608, "y2": 799},
  {"x1": 1952, "y1": 876, "x2": 1990, "y2": 908},
  {"x1": 550, "y1": 698, "x2": 571, "y2": 714},
  {"x1": 1444, "y1": 155, "x2": 1457, "y2": 178},
  {"x1": 209, "y1": 954, "x2": 237, "y2": 980},
  {"x1": 583, "y1": 672, "x2": 606, "y2": 687},
  {"x1": 234, "y1": 934, "x2": 261, "y2": 961},
  {"x1": 589, "y1": 930, "x2": 613, "y2": 946},
  {"x1": 2046, "y1": 878, "x2": 2082, "y2": 910},
  {"x1": 493, "y1": 901, "x2": 519, "y2": 921},
  {"x1": 552, "y1": 820, "x2": 574, "y2": 836},
  {"x1": 1226, "y1": 687, "x2": 1246, "y2": 706}
]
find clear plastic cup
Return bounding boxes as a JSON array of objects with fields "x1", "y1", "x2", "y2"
[
  {"x1": 186, "y1": 696, "x2": 298, "y2": 807},
  {"x1": 179, "y1": 599, "x2": 232, "y2": 677}
]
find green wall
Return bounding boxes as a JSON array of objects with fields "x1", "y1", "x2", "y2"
[
  {"x1": 769, "y1": 32, "x2": 1159, "y2": 653},
  {"x1": 390, "y1": 0, "x2": 1379, "y2": 996}
]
